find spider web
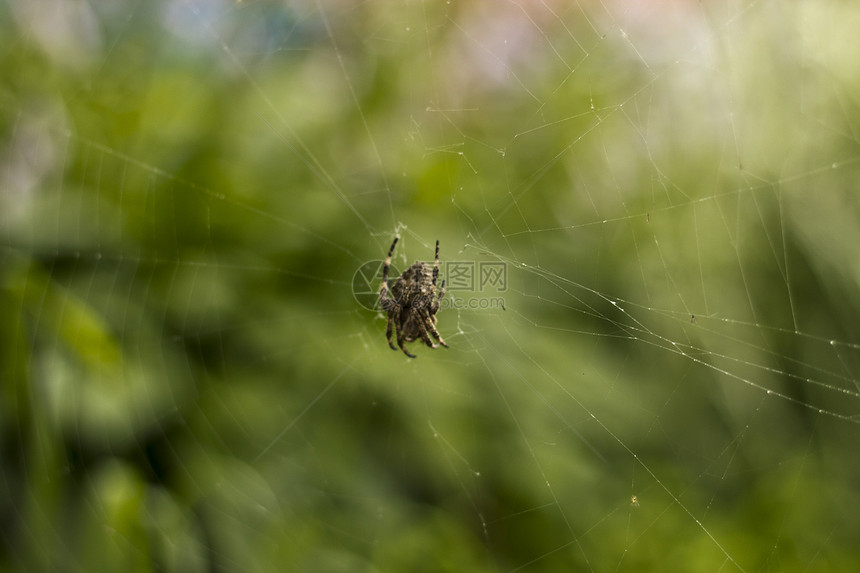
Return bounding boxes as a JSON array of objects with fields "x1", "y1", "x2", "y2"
[{"x1": 2, "y1": 0, "x2": 860, "y2": 571}]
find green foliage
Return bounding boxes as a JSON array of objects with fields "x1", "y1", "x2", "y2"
[{"x1": 2, "y1": 1, "x2": 859, "y2": 572}]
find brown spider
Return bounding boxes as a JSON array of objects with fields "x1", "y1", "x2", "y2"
[{"x1": 379, "y1": 237, "x2": 448, "y2": 358}]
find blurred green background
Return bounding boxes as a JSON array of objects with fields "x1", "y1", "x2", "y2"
[{"x1": 2, "y1": 1, "x2": 860, "y2": 571}]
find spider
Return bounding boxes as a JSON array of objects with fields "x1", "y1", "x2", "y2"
[{"x1": 379, "y1": 237, "x2": 448, "y2": 358}]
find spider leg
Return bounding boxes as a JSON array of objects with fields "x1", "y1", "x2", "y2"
[
  {"x1": 382, "y1": 237, "x2": 398, "y2": 285},
  {"x1": 395, "y1": 317, "x2": 416, "y2": 358},
  {"x1": 422, "y1": 309, "x2": 449, "y2": 348},
  {"x1": 380, "y1": 237, "x2": 399, "y2": 313},
  {"x1": 432, "y1": 240, "x2": 440, "y2": 292},
  {"x1": 430, "y1": 279, "x2": 446, "y2": 314},
  {"x1": 416, "y1": 316, "x2": 439, "y2": 349},
  {"x1": 397, "y1": 327, "x2": 417, "y2": 358},
  {"x1": 380, "y1": 237, "x2": 398, "y2": 304},
  {"x1": 385, "y1": 313, "x2": 398, "y2": 351}
]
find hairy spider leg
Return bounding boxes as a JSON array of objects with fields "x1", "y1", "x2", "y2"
[
  {"x1": 419, "y1": 310, "x2": 447, "y2": 348},
  {"x1": 430, "y1": 241, "x2": 449, "y2": 348},
  {"x1": 396, "y1": 317, "x2": 417, "y2": 358},
  {"x1": 380, "y1": 237, "x2": 400, "y2": 351},
  {"x1": 382, "y1": 236, "x2": 398, "y2": 287},
  {"x1": 384, "y1": 314, "x2": 398, "y2": 352},
  {"x1": 435, "y1": 279, "x2": 449, "y2": 347},
  {"x1": 423, "y1": 309, "x2": 448, "y2": 348},
  {"x1": 432, "y1": 240, "x2": 440, "y2": 292},
  {"x1": 415, "y1": 310, "x2": 439, "y2": 349},
  {"x1": 417, "y1": 327, "x2": 437, "y2": 349}
]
